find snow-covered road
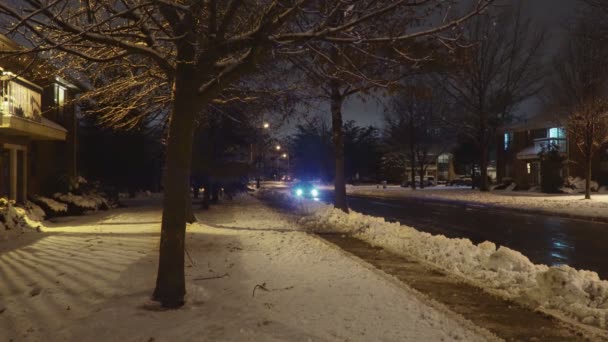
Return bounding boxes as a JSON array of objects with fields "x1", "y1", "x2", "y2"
[{"x1": 0, "y1": 196, "x2": 494, "y2": 341}]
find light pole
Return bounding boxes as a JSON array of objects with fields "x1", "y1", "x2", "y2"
[
  {"x1": 253, "y1": 121, "x2": 270, "y2": 188},
  {"x1": 282, "y1": 153, "x2": 290, "y2": 180},
  {"x1": 273, "y1": 145, "x2": 281, "y2": 180}
]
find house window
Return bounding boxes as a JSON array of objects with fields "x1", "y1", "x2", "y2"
[
  {"x1": 548, "y1": 127, "x2": 567, "y2": 152},
  {"x1": 527, "y1": 163, "x2": 531, "y2": 174},
  {"x1": 54, "y1": 84, "x2": 66, "y2": 118},
  {"x1": 549, "y1": 127, "x2": 566, "y2": 139},
  {"x1": 504, "y1": 132, "x2": 513, "y2": 151}
]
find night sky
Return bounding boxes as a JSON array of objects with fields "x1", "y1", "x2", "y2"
[{"x1": 342, "y1": 0, "x2": 580, "y2": 128}]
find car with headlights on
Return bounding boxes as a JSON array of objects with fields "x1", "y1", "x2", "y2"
[{"x1": 291, "y1": 181, "x2": 320, "y2": 199}]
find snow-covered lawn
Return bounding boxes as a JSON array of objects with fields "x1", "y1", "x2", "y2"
[
  {"x1": 0, "y1": 196, "x2": 493, "y2": 341},
  {"x1": 347, "y1": 185, "x2": 608, "y2": 220}
]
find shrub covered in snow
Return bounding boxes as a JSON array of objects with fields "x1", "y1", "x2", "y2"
[
  {"x1": 53, "y1": 192, "x2": 109, "y2": 215},
  {"x1": 31, "y1": 195, "x2": 68, "y2": 217},
  {"x1": 560, "y1": 177, "x2": 599, "y2": 194},
  {"x1": 258, "y1": 190, "x2": 608, "y2": 330},
  {"x1": 0, "y1": 199, "x2": 44, "y2": 234}
]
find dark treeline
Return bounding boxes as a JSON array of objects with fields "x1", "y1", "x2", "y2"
[{"x1": 288, "y1": 118, "x2": 382, "y2": 183}]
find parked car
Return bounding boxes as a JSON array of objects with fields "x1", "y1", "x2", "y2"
[
  {"x1": 401, "y1": 176, "x2": 435, "y2": 187},
  {"x1": 447, "y1": 176, "x2": 473, "y2": 186}
]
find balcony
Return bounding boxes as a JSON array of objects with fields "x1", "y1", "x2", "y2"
[
  {"x1": 516, "y1": 137, "x2": 567, "y2": 160},
  {"x1": 0, "y1": 74, "x2": 66, "y2": 141}
]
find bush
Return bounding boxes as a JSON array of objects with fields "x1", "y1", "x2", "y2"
[{"x1": 539, "y1": 148, "x2": 565, "y2": 193}]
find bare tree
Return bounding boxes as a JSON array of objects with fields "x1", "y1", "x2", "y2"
[
  {"x1": 293, "y1": 2, "x2": 491, "y2": 212},
  {"x1": 550, "y1": 13, "x2": 608, "y2": 199},
  {"x1": 384, "y1": 81, "x2": 449, "y2": 189},
  {"x1": 438, "y1": 3, "x2": 545, "y2": 191},
  {"x1": 0, "y1": 0, "x2": 492, "y2": 307}
]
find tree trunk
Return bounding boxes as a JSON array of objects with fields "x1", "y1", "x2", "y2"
[
  {"x1": 410, "y1": 159, "x2": 416, "y2": 190},
  {"x1": 185, "y1": 184, "x2": 196, "y2": 224},
  {"x1": 479, "y1": 144, "x2": 490, "y2": 191},
  {"x1": 201, "y1": 179, "x2": 210, "y2": 210},
  {"x1": 585, "y1": 154, "x2": 592, "y2": 200},
  {"x1": 418, "y1": 156, "x2": 425, "y2": 189},
  {"x1": 471, "y1": 163, "x2": 476, "y2": 190},
  {"x1": 331, "y1": 82, "x2": 348, "y2": 213},
  {"x1": 211, "y1": 182, "x2": 219, "y2": 204},
  {"x1": 152, "y1": 71, "x2": 198, "y2": 308}
]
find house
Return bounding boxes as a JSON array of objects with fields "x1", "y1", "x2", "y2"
[
  {"x1": 404, "y1": 152, "x2": 456, "y2": 183},
  {"x1": 496, "y1": 113, "x2": 606, "y2": 189},
  {"x1": 0, "y1": 34, "x2": 80, "y2": 202}
]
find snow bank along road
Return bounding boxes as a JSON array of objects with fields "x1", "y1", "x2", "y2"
[
  {"x1": 345, "y1": 194, "x2": 608, "y2": 279},
  {"x1": 312, "y1": 184, "x2": 608, "y2": 280},
  {"x1": 0, "y1": 196, "x2": 495, "y2": 341}
]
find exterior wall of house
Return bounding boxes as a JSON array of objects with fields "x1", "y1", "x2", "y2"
[
  {"x1": 497, "y1": 123, "x2": 608, "y2": 190},
  {"x1": 0, "y1": 35, "x2": 79, "y2": 201},
  {"x1": 497, "y1": 130, "x2": 533, "y2": 187},
  {"x1": 497, "y1": 128, "x2": 567, "y2": 189},
  {"x1": 29, "y1": 82, "x2": 78, "y2": 196}
]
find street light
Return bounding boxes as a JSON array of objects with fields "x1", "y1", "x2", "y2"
[
  {"x1": 276, "y1": 145, "x2": 281, "y2": 151},
  {"x1": 263, "y1": 122, "x2": 269, "y2": 129},
  {"x1": 281, "y1": 153, "x2": 290, "y2": 180}
]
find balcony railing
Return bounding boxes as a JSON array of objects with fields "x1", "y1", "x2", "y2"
[
  {"x1": 534, "y1": 137, "x2": 567, "y2": 153},
  {"x1": 0, "y1": 74, "x2": 43, "y2": 123}
]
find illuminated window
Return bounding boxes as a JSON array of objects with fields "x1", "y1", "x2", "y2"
[
  {"x1": 504, "y1": 132, "x2": 513, "y2": 151},
  {"x1": 54, "y1": 84, "x2": 66, "y2": 118},
  {"x1": 527, "y1": 163, "x2": 531, "y2": 174},
  {"x1": 549, "y1": 127, "x2": 565, "y2": 139}
]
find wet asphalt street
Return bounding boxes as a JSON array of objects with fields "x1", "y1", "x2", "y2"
[{"x1": 320, "y1": 192, "x2": 608, "y2": 279}]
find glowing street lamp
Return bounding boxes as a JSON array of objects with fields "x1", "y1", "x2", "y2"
[
  {"x1": 276, "y1": 145, "x2": 281, "y2": 151},
  {"x1": 263, "y1": 122, "x2": 270, "y2": 129}
]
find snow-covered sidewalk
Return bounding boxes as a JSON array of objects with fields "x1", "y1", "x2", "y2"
[
  {"x1": 0, "y1": 196, "x2": 494, "y2": 341},
  {"x1": 346, "y1": 185, "x2": 608, "y2": 221}
]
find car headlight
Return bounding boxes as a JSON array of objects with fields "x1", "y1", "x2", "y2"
[
  {"x1": 311, "y1": 188, "x2": 319, "y2": 197},
  {"x1": 295, "y1": 188, "x2": 303, "y2": 196}
]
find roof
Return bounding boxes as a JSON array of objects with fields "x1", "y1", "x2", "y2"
[
  {"x1": 502, "y1": 111, "x2": 568, "y2": 132},
  {"x1": 516, "y1": 145, "x2": 541, "y2": 160}
]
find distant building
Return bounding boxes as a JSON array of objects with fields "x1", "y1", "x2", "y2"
[
  {"x1": 496, "y1": 113, "x2": 607, "y2": 189},
  {"x1": 0, "y1": 34, "x2": 80, "y2": 202},
  {"x1": 404, "y1": 152, "x2": 455, "y2": 184}
]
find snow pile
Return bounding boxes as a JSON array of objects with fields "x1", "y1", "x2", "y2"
[
  {"x1": 0, "y1": 199, "x2": 44, "y2": 242},
  {"x1": 23, "y1": 201, "x2": 46, "y2": 222},
  {"x1": 291, "y1": 197, "x2": 608, "y2": 330},
  {"x1": 560, "y1": 177, "x2": 599, "y2": 194}
]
